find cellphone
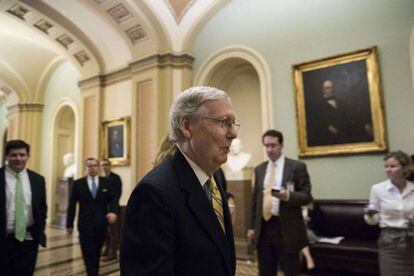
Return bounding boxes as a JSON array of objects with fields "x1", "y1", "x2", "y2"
[
  {"x1": 364, "y1": 204, "x2": 377, "y2": 213},
  {"x1": 271, "y1": 188, "x2": 280, "y2": 193}
]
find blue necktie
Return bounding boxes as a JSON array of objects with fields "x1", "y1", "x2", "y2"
[{"x1": 91, "y1": 177, "x2": 97, "y2": 198}]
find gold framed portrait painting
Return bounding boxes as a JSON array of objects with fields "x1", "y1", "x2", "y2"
[
  {"x1": 102, "y1": 117, "x2": 130, "y2": 165},
  {"x1": 293, "y1": 47, "x2": 387, "y2": 157}
]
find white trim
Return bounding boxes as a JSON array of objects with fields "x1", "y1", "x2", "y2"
[
  {"x1": 47, "y1": 99, "x2": 79, "y2": 220},
  {"x1": 194, "y1": 45, "x2": 273, "y2": 131}
]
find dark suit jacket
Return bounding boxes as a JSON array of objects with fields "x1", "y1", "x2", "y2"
[
  {"x1": 0, "y1": 167, "x2": 47, "y2": 247},
  {"x1": 120, "y1": 150, "x2": 236, "y2": 276},
  {"x1": 107, "y1": 172, "x2": 122, "y2": 202},
  {"x1": 66, "y1": 176, "x2": 118, "y2": 233},
  {"x1": 250, "y1": 158, "x2": 312, "y2": 252}
]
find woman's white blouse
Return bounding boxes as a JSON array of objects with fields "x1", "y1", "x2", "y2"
[{"x1": 365, "y1": 180, "x2": 414, "y2": 229}]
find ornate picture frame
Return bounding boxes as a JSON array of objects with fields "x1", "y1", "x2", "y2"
[
  {"x1": 293, "y1": 47, "x2": 387, "y2": 157},
  {"x1": 102, "y1": 117, "x2": 130, "y2": 165}
]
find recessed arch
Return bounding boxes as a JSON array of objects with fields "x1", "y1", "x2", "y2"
[
  {"x1": 194, "y1": 45, "x2": 273, "y2": 131},
  {"x1": 35, "y1": 56, "x2": 67, "y2": 103},
  {"x1": 47, "y1": 98, "x2": 79, "y2": 224}
]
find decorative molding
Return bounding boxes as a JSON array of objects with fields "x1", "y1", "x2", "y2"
[
  {"x1": 34, "y1": 19, "x2": 54, "y2": 34},
  {"x1": 107, "y1": 4, "x2": 133, "y2": 23},
  {"x1": 7, "y1": 4, "x2": 29, "y2": 20},
  {"x1": 104, "y1": 66, "x2": 131, "y2": 85},
  {"x1": 125, "y1": 25, "x2": 146, "y2": 45},
  {"x1": 79, "y1": 53, "x2": 195, "y2": 88},
  {"x1": 56, "y1": 34, "x2": 74, "y2": 49},
  {"x1": 74, "y1": 50, "x2": 90, "y2": 66},
  {"x1": 0, "y1": 93, "x2": 6, "y2": 105},
  {"x1": 0, "y1": 85, "x2": 13, "y2": 95},
  {"x1": 129, "y1": 53, "x2": 194, "y2": 73},
  {"x1": 8, "y1": 103, "x2": 44, "y2": 113},
  {"x1": 78, "y1": 75, "x2": 104, "y2": 89},
  {"x1": 1, "y1": 2, "x2": 99, "y2": 73},
  {"x1": 165, "y1": 0, "x2": 195, "y2": 24}
]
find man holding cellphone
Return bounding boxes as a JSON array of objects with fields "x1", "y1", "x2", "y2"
[{"x1": 247, "y1": 129, "x2": 312, "y2": 276}]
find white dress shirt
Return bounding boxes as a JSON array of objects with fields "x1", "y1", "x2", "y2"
[
  {"x1": 264, "y1": 155, "x2": 285, "y2": 216},
  {"x1": 5, "y1": 167, "x2": 34, "y2": 236},
  {"x1": 365, "y1": 179, "x2": 414, "y2": 229},
  {"x1": 87, "y1": 175, "x2": 100, "y2": 195},
  {"x1": 179, "y1": 149, "x2": 209, "y2": 189}
]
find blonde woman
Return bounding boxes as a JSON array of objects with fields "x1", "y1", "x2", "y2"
[{"x1": 365, "y1": 151, "x2": 414, "y2": 276}]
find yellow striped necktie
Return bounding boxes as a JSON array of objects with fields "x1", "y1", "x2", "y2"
[
  {"x1": 205, "y1": 177, "x2": 225, "y2": 232},
  {"x1": 263, "y1": 162, "x2": 276, "y2": 221}
]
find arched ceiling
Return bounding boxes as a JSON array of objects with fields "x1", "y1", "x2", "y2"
[{"x1": 0, "y1": 0, "x2": 228, "y2": 104}]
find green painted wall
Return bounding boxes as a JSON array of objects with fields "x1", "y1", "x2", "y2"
[{"x1": 193, "y1": 0, "x2": 414, "y2": 199}]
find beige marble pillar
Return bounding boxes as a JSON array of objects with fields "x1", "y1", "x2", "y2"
[
  {"x1": 129, "y1": 53, "x2": 194, "y2": 182},
  {"x1": 7, "y1": 103, "x2": 44, "y2": 171}
]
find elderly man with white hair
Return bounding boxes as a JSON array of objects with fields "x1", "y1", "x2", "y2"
[{"x1": 120, "y1": 86, "x2": 238, "y2": 276}]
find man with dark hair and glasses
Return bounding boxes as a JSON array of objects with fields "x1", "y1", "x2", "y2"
[
  {"x1": 121, "y1": 86, "x2": 237, "y2": 276},
  {"x1": 248, "y1": 130, "x2": 313, "y2": 276},
  {"x1": 0, "y1": 139, "x2": 47, "y2": 275}
]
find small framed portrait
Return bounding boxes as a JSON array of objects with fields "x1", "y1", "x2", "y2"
[
  {"x1": 293, "y1": 47, "x2": 387, "y2": 157},
  {"x1": 102, "y1": 117, "x2": 130, "y2": 165}
]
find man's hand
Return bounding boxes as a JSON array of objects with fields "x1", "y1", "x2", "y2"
[
  {"x1": 328, "y1": 125, "x2": 338, "y2": 134},
  {"x1": 366, "y1": 209, "x2": 379, "y2": 216},
  {"x1": 247, "y1": 229, "x2": 255, "y2": 243},
  {"x1": 107, "y1": 212, "x2": 117, "y2": 224},
  {"x1": 272, "y1": 187, "x2": 288, "y2": 201},
  {"x1": 67, "y1": 228, "x2": 73, "y2": 235}
]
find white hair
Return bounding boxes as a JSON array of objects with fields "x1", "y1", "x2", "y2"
[{"x1": 169, "y1": 86, "x2": 229, "y2": 142}]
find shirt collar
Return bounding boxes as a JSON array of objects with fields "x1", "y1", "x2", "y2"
[
  {"x1": 6, "y1": 166, "x2": 27, "y2": 177},
  {"x1": 87, "y1": 175, "x2": 98, "y2": 181},
  {"x1": 269, "y1": 154, "x2": 285, "y2": 167},
  {"x1": 386, "y1": 179, "x2": 414, "y2": 193},
  {"x1": 404, "y1": 180, "x2": 414, "y2": 194},
  {"x1": 179, "y1": 148, "x2": 209, "y2": 187}
]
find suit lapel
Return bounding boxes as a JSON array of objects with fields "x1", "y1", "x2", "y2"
[
  {"x1": 95, "y1": 177, "x2": 105, "y2": 199},
  {"x1": 282, "y1": 158, "x2": 292, "y2": 188},
  {"x1": 172, "y1": 151, "x2": 232, "y2": 274},
  {"x1": 257, "y1": 162, "x2": 267, "y2": 190},
  {"x1": 0, "y1": 168, "x2": 6, "y2": 236},
  {"x1": 82, "y1": 177, "x2": 95, "y2": 200},
  {"x1": 27, "y1": 170, "x2": 38, "y2": 212}
]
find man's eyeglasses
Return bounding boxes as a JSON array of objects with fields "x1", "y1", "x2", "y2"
[{"x1": 201, "y1": 116, "x2": 240, "y2": 131}]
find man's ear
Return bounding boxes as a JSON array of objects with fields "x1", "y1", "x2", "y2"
[{"x1": 179, "y1": 116, "x2": 192, "y2": 139}]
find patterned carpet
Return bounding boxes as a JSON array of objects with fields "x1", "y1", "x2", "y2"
[{"x1": 34, "y1": 227, "x2": 260, "y2": 276}]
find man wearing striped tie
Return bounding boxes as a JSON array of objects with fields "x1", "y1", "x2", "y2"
[
  {"x1": 121, "y1": 86, "x2": 238, "y2": 276},
  {"x1": 0, "y1": 139, "x2": 47, "y2": 275},
  {"x1": 247, "y1": 130, "x2": 312, "y2": 276},
  {"x1": 67, "y1": 158, "x2": 118, "y2": 276}
]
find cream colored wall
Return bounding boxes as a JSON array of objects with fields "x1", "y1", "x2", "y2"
[
  {"x1": 40, "y1": 61, "x2": 81, "y2": 220},
  {"x1": 0, "y1": 102, "x2": 8, "y2": 162},
  {"x1": 225, "y1": 68, "x2": 262, "y2": 168},
  {"x1": 193, "y1": 0, "x2": 414, "y2": 199}
]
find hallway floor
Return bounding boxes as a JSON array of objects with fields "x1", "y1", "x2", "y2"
[{"x1": 34, "y1": 227, "x2": 260, "y2": 276}]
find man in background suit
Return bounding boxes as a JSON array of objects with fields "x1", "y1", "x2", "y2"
[
  {"x1": 67, "y1": 158, "x2": 118, "y2": 276},
  {"x1": 120, "y1": 86, "x2": 238, "y2": 275},
  {"x1": 100, "y1": 158, "x2": 122, "y2": 261},
  {"x1": 247, "y1": 130, "x2": 312, "y2": 276},
  {"x1": 0, "y1": 139, "x2": 47, "y2": 275}
]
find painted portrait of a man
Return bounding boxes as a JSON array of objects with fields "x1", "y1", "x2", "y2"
[
  {"x1": 108, "y1": 125, "x2": 124, "y2": 158},
  {"x1": 303, "y1": 60, "x2": 374, "y2": 147}
]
